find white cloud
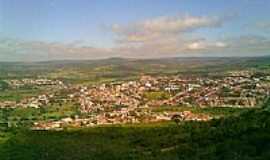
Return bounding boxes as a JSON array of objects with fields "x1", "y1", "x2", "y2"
[
  {"x1": 215, "y1": 42, "x2": 227, "y2": 48},
  {"x1": 112, "y1": 15, "x2": 223, "y2": 44},
  {"x1": 110, "y1": 15, "x2": 229, "y2": 57},
  {"x1": 187, "y1": 42, "x2": 206, "y2": 50},
  {"x1": 255, "y1": 22, "x2": 270, "y2": 31},
  {"x1": 0, "y1": 39, "x2": 114, "y2": 61},
  {"x1": 186, "y1": 41, "x2": 227, "y2": 51},
  {"x1": 1, "y1": 14, "x2": 270, "y2": 61},
  {"x1": 225, "y1": 35, "x2": 270, "y2": 51}
]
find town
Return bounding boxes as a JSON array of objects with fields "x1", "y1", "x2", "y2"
[
  {"x1": 0, "y1": 70, "x2": 269, "y2": 130},
  {"x1": 1, "y1": 1, "x2": 270, "y2": 159}
]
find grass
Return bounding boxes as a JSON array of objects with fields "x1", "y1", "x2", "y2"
[
  {"x1": 0, "y1": 102, "x2": 80, "y2": 130},
  {"x1": 0, "y1": 89, "x2": 42, "y2": 101},
  {"x1": 143, "y1": 91, "x2": 171, "y2": 101}
]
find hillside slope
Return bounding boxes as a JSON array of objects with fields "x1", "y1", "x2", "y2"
[{"x1": 0, "y1": 107, "x2": 270, "y2": 160}]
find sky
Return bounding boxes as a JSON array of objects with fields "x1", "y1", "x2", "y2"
[{"x1": 0, "y1": 0, "x2": 270, "y2": 61}]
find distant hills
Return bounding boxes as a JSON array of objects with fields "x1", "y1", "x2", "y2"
[
  {"x1": 0, "y1": 56, "x2": 269, "y2": 80},
  {"x1": 1, "y1": 55, "x2": 270, "y2": 64}
]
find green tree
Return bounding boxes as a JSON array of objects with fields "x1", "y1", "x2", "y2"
[{"x1": 0, "y1": 80, "x2": 9, "y2": 91}]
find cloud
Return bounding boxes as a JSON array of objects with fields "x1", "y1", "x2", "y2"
[
  {"x1": 109, "y1": 15, "x2": 228, "y2": 57},
  {"x1": 112, "y1": 15, "x2": 223, "y2": 44},
  {"x1": 225, "y1": 35, "x2": 270, "y2": 52},
  {"x1": 0, "y1": 38, "x2": 114, "y2": 61},
  {"x1": 255, "y1": 22, "x2": 270, "y2": 30},
  {"x1": 1, "y1": 14, "x2": 269, "y2": 61},
  {"x1": 110, "y1": 14, "x2": 270, "y2": 57}
]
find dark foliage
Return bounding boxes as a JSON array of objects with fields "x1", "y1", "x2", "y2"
[{"x1": 0, "y1": 109, "x2": 270, "y2": 160}]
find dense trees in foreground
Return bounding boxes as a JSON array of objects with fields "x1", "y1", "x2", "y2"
[{"x1": 0, "y1": 104, "x2": 270, "y2": 160}]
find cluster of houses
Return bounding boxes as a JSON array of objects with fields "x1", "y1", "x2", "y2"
[
  {"x1": 0, "y1": 78, "x2": 66, "y2": 109},
  {"x1": 1, "y1": 71, "x2": 270, "y2": 130},
  {"x1": 0, "y1": 94, "x2": 54, "y2": 109},
  {"x1": 32, "y1": 109, "x2": 211, "y2": 130},
  {"x1": 6, "y1": 78, "x2": 64, "y2": 88},
  {"x1": 74, "y1": 73, "x2": 270, "y2": 112}
]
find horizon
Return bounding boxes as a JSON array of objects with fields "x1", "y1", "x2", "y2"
[
  {"x1": 1, "y1": 0, "x2": 270, "y2": 61},
  {"x1": 0, "y1": 55, "x2": 269, "y2": 63}
]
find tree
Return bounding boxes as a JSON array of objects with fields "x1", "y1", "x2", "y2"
[
  {"x1": 171, "y1": 114, "x2": 184, "y2": 125},
  {"x1": 0, "y1": 80, "x2": 9, "y2": 91},
  {"x1": 263, "y1": 96, "x2": 270, "y2": 111}
]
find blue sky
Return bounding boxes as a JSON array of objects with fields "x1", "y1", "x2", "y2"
[{"x1": 0, "y1": 0, "x2": 270, "y2": 61}]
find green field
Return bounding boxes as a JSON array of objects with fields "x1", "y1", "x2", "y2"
[
  {"x1": 0, "y1": 89, "x2": 42, "y2": 101},
  {"x1": 1, "y1": 57, "x2": 270, "y2": 84}
]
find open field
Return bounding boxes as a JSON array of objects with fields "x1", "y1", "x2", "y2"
[{"x1": 0, "y1": 89, "x2": 42, "y2": 101}]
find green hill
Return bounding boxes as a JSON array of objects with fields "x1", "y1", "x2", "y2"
[{"x1": 0, "y1": 107, "x2": 270, "y2": 160}]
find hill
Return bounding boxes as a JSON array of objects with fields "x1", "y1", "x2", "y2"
[
  {"x1": 1, "y1": 56, "x2": 269, "y2": 82},
  {"x1": 0, "y1": 107, "x2": 270, "y2": 160}
]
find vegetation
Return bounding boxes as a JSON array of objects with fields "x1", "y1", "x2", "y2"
[
  {"x1": 0, "y1": 108, "x2": 269, "y2": 160},
  {"x1": 0, "y1": 80, "x2": 9, "y2": 91},
  {"x1": 152, "y1": 105, "x2": 253, "y2": 117},
  {"x1": 1, "y1": 57, "x2": 270, "y2": 85},
  {"x1": 0, "y1": 103, "x2": 80, "y2": 133},
  {"x1": 0, "y1": 88, "x2": 42, "y2": 101},
  {"x1": 0, "y1": 57, "x2": 269, "y2": 159},
  {"x1": 143, "y1": 91, "x2": 171, "y2": 101}
]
